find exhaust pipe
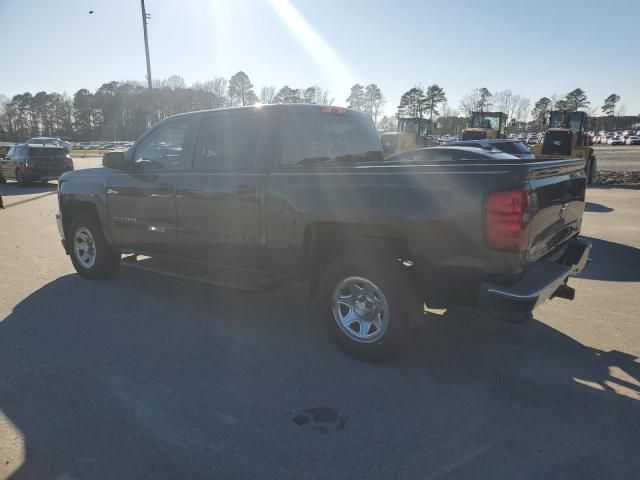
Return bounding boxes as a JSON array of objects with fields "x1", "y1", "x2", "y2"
[{"x1": 553, "y1": 284, "x2": 575, "y2": 301}]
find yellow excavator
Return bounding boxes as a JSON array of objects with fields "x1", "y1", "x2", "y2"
[
  {"x1": 380, "y1": 117, "x2": 432, "y2": 156},
  {"x1": 461, "y1": 112, "x2": 508, "y2": 140},
  {"x1": 530, "y1": 110, "x2": 596, "y2": 184}
]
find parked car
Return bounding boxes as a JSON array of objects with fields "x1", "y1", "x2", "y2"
[
  {"x1": 442, "y1": 139, "x2": 535, "y2": 159},
  {"x1": 0, "y1": 143, "x2": 74, "y2": 185},
  {"x1": 56, "y1": 104, "x2": 591, "y2": 359},
  {"x1": 527, "y1": 136, "x2": 538, "y2": 145},
  {"x1": 625, "y1": 135, "x2": 640, "y2": 145},
  {"x1": 608, "y1": 136, "x2": 625, "y2": 145}
]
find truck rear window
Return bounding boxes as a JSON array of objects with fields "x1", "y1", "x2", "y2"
[
  {"x1": 280, "y1": 112, "x2": 382, "y2": 166},
  {"x1": 494, "y1": 142, "x2": 530, "y2": 155},
  {"x1": 29, "y1": 147, "x2": 66, "y2": 157}
]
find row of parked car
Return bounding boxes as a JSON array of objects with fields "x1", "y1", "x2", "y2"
[
  {"x1": 591, "y1": 130, "x2": 640, "y2": 145},
  {"x1": 73, "y1": 141, "x2": 133, "y2": 150}
]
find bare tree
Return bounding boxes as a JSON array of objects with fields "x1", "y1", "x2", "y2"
[
  {"x1": 363, "y1": 84, "x2": 385, "y2": 123},
  {"x1": 459, "y1": 87, "x2": 492, "y2": 116},
  {"x1": 260, "y1": 86, "x2": 276, "y2": 104}
]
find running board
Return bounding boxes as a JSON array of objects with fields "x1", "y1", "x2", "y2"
[{"x1": 120, "y1": 255, "x2": 280, "y2": 292}]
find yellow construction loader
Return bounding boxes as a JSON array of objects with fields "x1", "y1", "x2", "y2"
[
  {"x1": 461, "y1": 112, "x2": 508, "y2": 140},
  {"x1": 530, "y1": 110, "x2": 596, "y2": 184},
  {"x1": 380, "y1": 117, "x2": 432, "y2": 156}
]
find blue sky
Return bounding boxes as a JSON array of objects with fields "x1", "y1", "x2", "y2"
[{"x1": 1, "y1": 0, "x2": 638, "y2": 116}]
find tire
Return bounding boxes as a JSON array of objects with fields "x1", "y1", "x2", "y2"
[
  {"x1": 314, "y1": 252, "x2": 419, "y2": 361},
  {"x1": 587, "y1": 154, "x2": 596, "y2": 184},
  {"x1": 69, "y1": 213, "x2": 120, "y2": 280},
  {"x1": 15, "y1": 168, "x2": 29, "y2": 187}
]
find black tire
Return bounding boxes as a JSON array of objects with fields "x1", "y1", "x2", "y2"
[
  {"x1": 314, "y1": 252, "x2": 419, "y2": 361},
  {"x1": 0, "y1": 175, "x2": 6, "y2": 184},
  {"x1": 69, "y1": 213, "x2": 120, "y2": 280},
  {"x1": 15, "y1": 168, "x2": 29, "y2": 187},
  {"x1": 587, "y1": 154, "x2": 596, "y2": 184}
]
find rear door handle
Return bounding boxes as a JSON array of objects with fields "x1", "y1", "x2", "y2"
[
  {"x1": 232, "y1": 184, "x2": 256, "y2": 195},
  {"x1": 107, "y1": 188, "x2": 118, "y2": 196}
]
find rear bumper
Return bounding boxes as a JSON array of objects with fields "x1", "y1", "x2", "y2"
[
  {"x1": 24, "y1": 167, "x2": 72, "y2": 180},
  {"x1": 479, "y1": 237, "x2": 591, "y2": 311}
]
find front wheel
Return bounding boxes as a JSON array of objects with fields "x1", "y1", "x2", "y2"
[
  {"x1": 69, "y1": 214, "x2": 121, "y2": 280},
  {"x1": 314, "y1": 253, "x2": 419, "y2": 361},
  {"x1": 587, "y1": 154, "x2": 596, "y2": 184}
]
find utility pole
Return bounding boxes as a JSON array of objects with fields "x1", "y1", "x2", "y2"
[{"x1": 140, "y1": 0, "x2": 152, "y2": 89}]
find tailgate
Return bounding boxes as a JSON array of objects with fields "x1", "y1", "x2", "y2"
[{"x1": 525, "y1": 159, "x2": 586, "y2": 263}]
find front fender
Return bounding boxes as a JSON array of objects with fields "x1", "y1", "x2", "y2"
[{"x1": 59, "y1": 169, "x2": 114, "y2": 244}]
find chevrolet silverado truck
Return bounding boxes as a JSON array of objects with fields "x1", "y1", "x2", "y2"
[{"x1": 56, "y1": 104, "x2": 591, "y2": 360}]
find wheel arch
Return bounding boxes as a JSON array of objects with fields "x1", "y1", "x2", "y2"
[{"x1": 302, "y1": 221, "x2": 413, "y2": 295}]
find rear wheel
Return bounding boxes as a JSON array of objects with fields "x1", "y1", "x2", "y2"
[
  {"x1": 314, "y1": 253, "x2": 419, "y2": 361},
  {"x1": 69, "y1": 214, "x2": 120, "y2": 280},
  {"x1": 15, "y1": 168, "x2": 29, "y2": 187}
]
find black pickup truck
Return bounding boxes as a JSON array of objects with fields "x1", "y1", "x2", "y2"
[{"x1": 56, "y1": 104, "x2": 591, "y2": 359}]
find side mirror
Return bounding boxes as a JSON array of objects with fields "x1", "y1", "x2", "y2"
[{"x1": 102, "y1": 151, "x2": 127, "y2": 169}]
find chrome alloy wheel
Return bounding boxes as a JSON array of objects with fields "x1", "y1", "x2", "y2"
[
  {"x1": 332, "y1": 276, "x2": 390, "y2": 343},
  {"x1": 73, "y1": 227, "x2": 97, "y2": 269}
]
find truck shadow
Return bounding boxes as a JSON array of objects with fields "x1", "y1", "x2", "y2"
[
  {"x1": 576, "y1": 236, "x2": 640, "y2": 282},
  {"x1": 584, "y1": 202, "x2": 614, "y2": 213},
  {"x1": 1, "y1": 271, "x2": 639, "y2": 479},
  {"x1": 0, "y1": 182, "x2": 57, "y2": 197}
]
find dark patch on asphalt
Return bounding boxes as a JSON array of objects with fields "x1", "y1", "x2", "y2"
[{"x1": 292, "y1": 407, "x2": 347, "y2": 433}]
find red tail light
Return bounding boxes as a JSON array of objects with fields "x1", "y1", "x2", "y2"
[
  {"x1": 320, "y1": 106, "x2": 347, "y2": 114},
  {"x1": 486, "y1": 188, "x2": 531, "y2": 252}
]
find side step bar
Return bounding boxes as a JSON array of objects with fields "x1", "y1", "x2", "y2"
[{"x1": 120, "y1": 255, "x2": 280, "y2": 292}]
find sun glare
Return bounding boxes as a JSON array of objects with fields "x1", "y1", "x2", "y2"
[{"x1": 266, "y1": 0, "x2": 357, "y2": 88}]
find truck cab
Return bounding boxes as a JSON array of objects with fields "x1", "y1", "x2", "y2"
[{"x1": 461, "y1": 112, "x2": 508, "y2": 140}]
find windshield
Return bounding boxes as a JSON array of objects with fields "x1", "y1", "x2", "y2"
[
  {"x1": 470, "y1": 113, "x2": 501, "y2": 130},
  {"x1": 29, "y1": 147, "x2": 66, "y2": 156},
  {"x1": 549, "y1": 111, "x2": 584, "y2": 132}
]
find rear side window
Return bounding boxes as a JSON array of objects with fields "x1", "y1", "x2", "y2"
[
  {"x1": 29, "y1": 147, "x2": 66, "y2": 157},
  {"x1": 6, "y1": 147, "x2": 15, "y2": 157},
  {"x1": 194, "y1": 114, "x2": 260, "y2": 172},
  {"x1": 494, "y1": 142, "x2": 529, "y2": 155},
  {"x1": 280, "y1": 112, "x2": 382, "y2": 166}
]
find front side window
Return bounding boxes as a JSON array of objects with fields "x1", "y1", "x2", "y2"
[
  {"x1": 194, "y1": 114, "x2": 260, "y2": 172},
  {"x1": 134, "y1": 120, "x2": 190, "y2": 171}
]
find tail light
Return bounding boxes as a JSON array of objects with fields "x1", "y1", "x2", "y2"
[
  {"x1": 486, "y1": 188, "x2": 531, "y2": 252},
  {"x1": 320, "y1": 106, "x2": 347, "y2": 114},
  {"x1": 65, "y1": 154, "x2": 74, "y2": 169}
]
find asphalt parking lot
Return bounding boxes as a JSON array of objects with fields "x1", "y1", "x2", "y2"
[
  {"x1": 0, "y1": 182, "x2": 639, "y2": 479},
  {"x1": 593, "y1": 145, "x2": 640, "y2": 171}
]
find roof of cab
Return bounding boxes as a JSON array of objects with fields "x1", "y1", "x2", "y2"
[{"x1": 168, "y1": 103, "x2": 366, "y2": 119}]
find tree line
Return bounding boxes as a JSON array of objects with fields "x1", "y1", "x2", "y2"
[
  {"x1": 0, "y1": 71, "x2": 634, "y2": 141},
  {"x1": 0, "y1": 71, "x2": 339, "y2": 142}
]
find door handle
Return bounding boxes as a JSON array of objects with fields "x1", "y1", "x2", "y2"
[
  {"x1": 150, "y1": 193, "x2": 174, "y2": 199},
  {"x1": 232, "y1": 184, "x2": 256, "y2": 195},
  {"x1": 107, "y1": 188, "x2": 118, "y2": 195}
]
